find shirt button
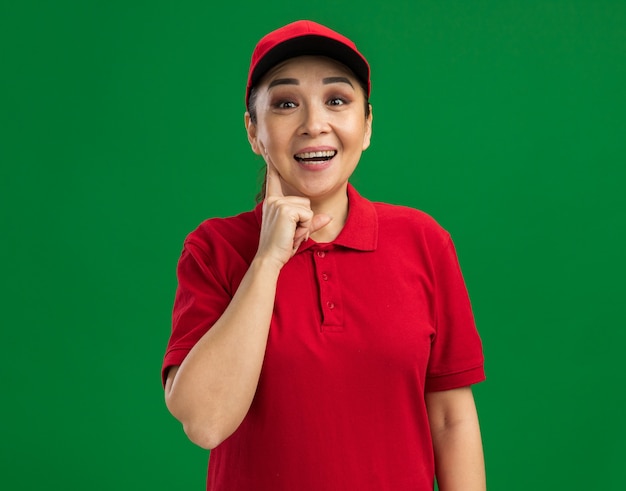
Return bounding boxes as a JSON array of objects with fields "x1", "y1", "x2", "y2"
[
  {"x1": 316, "y1": 250, "x2": 326, "y2": 258},
  {"x1": 326, "y1": 301, "x2": 335, "y2": 310},
  {"x1": 321, "y1": 273, "x2": 329, "y2": 281}
]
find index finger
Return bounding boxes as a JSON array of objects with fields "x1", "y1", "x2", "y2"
[{"x1": 265, "y1": 160, "x2": 284, "y2": 198}]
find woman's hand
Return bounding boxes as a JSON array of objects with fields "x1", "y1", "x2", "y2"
[{"x1": 256, "y1": 161, "x2": 332, "y2": 268}]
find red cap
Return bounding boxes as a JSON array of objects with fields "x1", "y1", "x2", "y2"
[{"x1": 246, "y1": 20, "x2": 370, "y2": 106}]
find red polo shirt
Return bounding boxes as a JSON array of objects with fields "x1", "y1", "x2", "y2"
[{"x1": 162, "y1": 184, "x2": 485, "y2": 491}]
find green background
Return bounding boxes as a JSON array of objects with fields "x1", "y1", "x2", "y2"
[{"x1": 2, "y1": 0, "x2": 625, "y2": 489}]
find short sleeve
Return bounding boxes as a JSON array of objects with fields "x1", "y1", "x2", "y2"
[
  {"x1": 425, "y1": 235, "x2": 485, "y2": 392},
  {"x1": 161, "y1": 239, "x2": 233, "y2": 386}
]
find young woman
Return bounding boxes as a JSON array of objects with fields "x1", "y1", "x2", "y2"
[{"x1": 162, "y1": 20, "x2": 486, "y2": 491}]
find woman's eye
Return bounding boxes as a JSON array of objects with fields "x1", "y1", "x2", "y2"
[
  {"x1": 328, "y1": 97, "x2": 347, "y2": 106},
  {"x1": 275, "y1": 100, "x2": 297, "y2": 109}
]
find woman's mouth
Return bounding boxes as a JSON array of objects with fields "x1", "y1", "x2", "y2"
[{"x1": 294, "y1": 150, "x2": 337, "y2": 164}]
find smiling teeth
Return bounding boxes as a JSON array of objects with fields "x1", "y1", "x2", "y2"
[{"x1": 295, "y1": 150, "x2": 336, "y2": 159}]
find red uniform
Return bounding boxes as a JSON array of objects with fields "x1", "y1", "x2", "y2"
[{"x1": 162, "y1": 184, "x2": 485, "y2": 490}]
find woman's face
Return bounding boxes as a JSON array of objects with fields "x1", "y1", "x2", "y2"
[{"x1": 246, "y1": 55, "x2": 372, "y2": 204}]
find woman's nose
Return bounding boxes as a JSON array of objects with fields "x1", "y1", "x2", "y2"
[{"x1": 298, "y1": 103, "x2": 331, "y2": 137}]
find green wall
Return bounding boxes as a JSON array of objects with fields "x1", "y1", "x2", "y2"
[{"x1": 2, "y1": 1, "x2": 625, "y2": 489}]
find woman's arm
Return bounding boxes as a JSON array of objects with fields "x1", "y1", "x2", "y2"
[
  {"x1": 164, "y1": 255, "x2": 281, "y2": 450},
  {"x1": 425, "y1": 386, "x2": 486, "y2": 491},
  {"x1": 164, "y1": 162, "x2": 332, "y2": 450}
]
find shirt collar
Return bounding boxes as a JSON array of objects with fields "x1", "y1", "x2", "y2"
[{"x1": 254, "y1": 183, "x2": 378, "y2": 252}]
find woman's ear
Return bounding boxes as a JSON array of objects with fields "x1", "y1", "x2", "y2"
[
  {"x1": 244, "y1": 112, "x2": 262, "y2": 155},
  {"x1": 362, "y1": 104, "x2": 373, "y2": 151}
]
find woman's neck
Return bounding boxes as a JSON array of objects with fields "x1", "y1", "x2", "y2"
[{"x1": 309, "y1": 191, "x2": 349, "y2": 243}]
